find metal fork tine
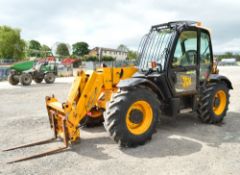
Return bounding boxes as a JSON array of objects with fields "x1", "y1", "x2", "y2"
[
  {"x1": 4, "y1": 111, "x2": 70, "y2": 164},
  {"x1": 2, "y1": 138, "x2": 56, "y2": 152},
  {"x1": 7, "y1": 146, "x2": 68, "y2": 164}
]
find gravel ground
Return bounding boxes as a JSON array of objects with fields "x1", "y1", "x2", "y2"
[{"x1": 0, "y1": 67, "x2": 240, "y2": 175}]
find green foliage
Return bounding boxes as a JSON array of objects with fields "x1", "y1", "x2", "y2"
[
  {"x1": 117, "y1": 44, "x2": 137, "y2": 60},
  {"x1": 117, "y1": 44, "x2": 129, "y2": 52},
  {"x1": 29, "y1": 40, "x2": 41, "y2": 50},
  {"x1": 82, "y1": 55, "x2": 115, "y2": 62},
  {"x1": 70, "y1": 54, "x2": 78, "y2": 59},
  {"x1": 82, "y1": 55, "x2": 98, "y2": 61},
  {"x1": 41, "y1": 44, "x2": 51, "y2": 52},
  {"x1": 41, "y1": 44, "x2": 52, "y2": 57},
  {"x1": 216, "y1": 52, "x2": 240, "y2": 61},
  {"x1": 56, "y1": 43, "x2": 70, "y2": 58},
  {"x1": 127, "y1": 50, "x2": 137, "y2": 60},
  {"x1": 27, "y1": 40, "x2": 42, "y2": 57},
  {"x1": 0, "y1": 25, "x2": 25, "y2": 60},
  {"x1": 72, "y1": 42, "x2": 89, "y2": 57},
  {"x1": 102, "y1": 56, "x2": 115, "y2": 61},
  {"x1": 26, "y1": 41, "x2": 52, "y2": 58}
]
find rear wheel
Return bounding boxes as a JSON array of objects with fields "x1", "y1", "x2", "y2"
[
  {"x1": 8, "y1": 74, "x2": 19, "y2": 85},
  {"x1": 80, "y1": 110, "x2": 104, "y2": 127},
  {"x1": 197, "y1": 82, "x2": 229, "y2": 124},
  {"x1": 104, "y1": 87, "x2": 160, "y2": 147},
  {"x1": 20, "y1": 73, "x2": 32, "y2": 86},
  {"x1": 44, "y1": 72, "x2": 55, "y2": 84}
]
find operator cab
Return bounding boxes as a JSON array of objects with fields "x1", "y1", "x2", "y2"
[{"x1": 137, "y1": 21, "x2": 213, "y2": 97}]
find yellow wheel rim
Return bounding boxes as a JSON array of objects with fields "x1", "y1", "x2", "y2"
[
  {"x1": 213, "y1": 90, "x2": 227, "y2": 116},
  {"x1": 126, "y1": 100, "x2": 153, "y2": 135}
]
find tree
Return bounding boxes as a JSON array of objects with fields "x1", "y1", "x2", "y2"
[
  {"x1": 224, "y1": 52, "x2": 233, "y2": 58},
  {"x1": 28, "y1": 40, "x2": 42, "y2": 57},
  {"x1": 41, "y1": 44, "x2": 51, "y2": 52},
  {"x1": 216, "y1": 52, "x2": 240, "y2": 61},
  {"x1": 29, "y1": 40, "x2": 41, "y2": 50},
  {"x1": 72, "y1": 42, "x2": 89, "y2": 57},
  {"x1": 117, "y1": 44, "x2": 129, "y2": 52},
  {"x1": 127, "y1": 50, "x2": 137, "y2": 60},
  {"x1": 0, "y1": 25, "x2": 25, "y2": 60},
  {"x1": 56, "y1": 43, "x2": 70, "y2": 58},
  {"x1": 41, "y1": 44, "x2": 51, "y2": 57}
]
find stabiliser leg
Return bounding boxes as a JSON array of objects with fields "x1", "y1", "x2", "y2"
[{"x1": 2, "y1": 113, "x2": 70, "y2": 164}]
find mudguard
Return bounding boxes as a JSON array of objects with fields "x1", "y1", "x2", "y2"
[
  {"x1": 117, "y1": 78, "x2": 165, "y2": 100},
  {"x1": 209, "y1": 74, "x2": 233, "y2": 89}
]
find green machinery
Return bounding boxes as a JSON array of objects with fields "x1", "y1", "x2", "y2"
[{"x1": 8, "y1": 59, "x2": 57, "y2": 86}]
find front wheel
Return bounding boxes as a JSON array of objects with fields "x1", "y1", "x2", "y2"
[
  {"x1": 8, "y1": 74, "x2": 19, "y2": 85},
  {"x1": 104, "y1": 86, "x2": 160, "y2": 147},
  {"x1": 197, "y1": 82, "x2": 230, "y2": 124},
  {"x1": 80, "y1": 109, "x2": 104, "y2": 127}
]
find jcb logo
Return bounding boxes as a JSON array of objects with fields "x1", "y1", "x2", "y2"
[{"x1": 181, "y1": 75, "x2": 192, "y2": 88}]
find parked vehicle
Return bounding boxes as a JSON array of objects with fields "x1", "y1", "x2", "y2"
[{"x1": 8, "y1": 58, "x2": 57, "y2": 86}]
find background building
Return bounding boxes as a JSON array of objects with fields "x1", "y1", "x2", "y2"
[{"x1": 89, "y1": 47, "x2": 128, "y2": 61}]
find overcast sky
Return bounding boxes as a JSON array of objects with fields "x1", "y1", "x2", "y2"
[{"x1": 0, "y1": 0, "x2": 239, "y2": 53}]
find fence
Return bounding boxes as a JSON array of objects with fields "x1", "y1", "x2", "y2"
[
  {"x1": 0, "y1": 59, "x2": 16, "y2": 65},
  {"x1": 0, "y1": 67, "x2": 10, "y2": 81},
  {"x1": 80, "y1": 60, "x2": 137, "y2": 70},
  {"x1": 0, "y1": 59, "x2": 14, "y2": 81},
  {"x1": 57, "y1": 64, "x2": 73, "y2": 77}
]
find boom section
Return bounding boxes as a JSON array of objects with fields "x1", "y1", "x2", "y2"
[{"x1": 45, "y1": 67, "x2": 138, "y2": 142}]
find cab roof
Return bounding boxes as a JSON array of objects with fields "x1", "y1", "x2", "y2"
[{"x1": 151, "y1": 21, "x2": 210, "y2": 32}]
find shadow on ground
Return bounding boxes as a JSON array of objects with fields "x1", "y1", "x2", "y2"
[
  {"x1": 71, "y1": 112, "x2": 240, "y2": 159},
  {"x1": 2, "y1": 112, "x2": 239, "y2": 162},
  {"x1": 71, "y1": 137, "x2": 113, "y2": 160}
]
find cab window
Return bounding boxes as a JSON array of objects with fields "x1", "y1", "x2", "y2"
[
  {"x1": 172, "y1": 31, "x2": 197, "y2": 67},
  {"x1": 200, "y1": 32, "x2": 212, "y2": 79},
  {"x1": 200, "y1": 32, "x2": 211, "y2": 64}
]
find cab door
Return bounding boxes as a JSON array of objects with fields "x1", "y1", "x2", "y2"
[
  {"x1": 199, "y1": 30, "x2": 213, "y2": 80},
  {"x1": 168, "y1": 30, "x2": 198, "y2": 95}
]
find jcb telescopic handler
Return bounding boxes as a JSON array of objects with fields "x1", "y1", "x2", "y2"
[{"x1": 3, "y1": 21, "x2": 232, "y2": 163}]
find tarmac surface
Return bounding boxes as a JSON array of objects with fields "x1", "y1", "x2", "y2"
[{"x1": 0, "y1": 66, "x2": 240, "y2": 175}]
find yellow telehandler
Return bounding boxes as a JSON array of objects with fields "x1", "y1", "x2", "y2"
[{"x1": 3, "y1": 21, "x2": 232, "y2": 163}]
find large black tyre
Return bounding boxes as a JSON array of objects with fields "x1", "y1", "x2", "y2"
[
  {"x1": 8, "y1": 74, "x2": 19, "y2": 85},
  {"x1": 197, "y1": 82, "x2": 230, "y2": 124},
  {"x1": 20, "y1": 73, "x2": 32, "y2": 86},
  {"x1": 104, "y1": 86, "x2": 160, "y2": 147},
  {"x1": 34, "y1": 77, "x2": 43, "y2": 83},
  {"x1": 44, "y1": 72, "x2": 55, "y2": 84}
]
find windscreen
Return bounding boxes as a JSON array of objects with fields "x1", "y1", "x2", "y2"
[{"x1": 137, "y1": 28, "x2": 175, "y2": 71}]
